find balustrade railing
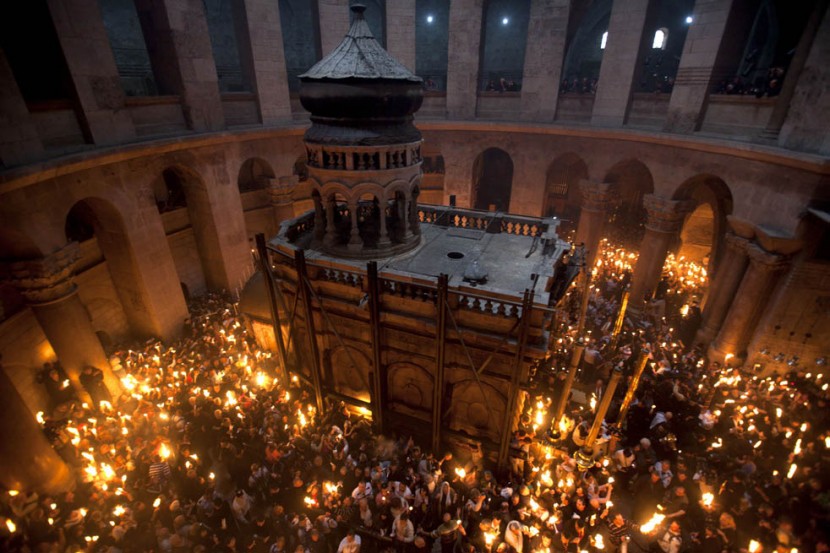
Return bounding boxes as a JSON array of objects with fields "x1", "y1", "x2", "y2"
[
  {"x1": 305, "y1": 143, "x2": 422, "y2": 171},
  {"x1": 417, "y1": 205, "x2": 547, "y2": 238}
]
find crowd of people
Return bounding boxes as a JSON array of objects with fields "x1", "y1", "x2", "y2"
[
  {"x1": 712, "y1": 68, "x2": 785, "y2": 98},
  {"x1": 559, "y1": 78, "x2": 598, "y2": 96},
  {"x1": 1, "y1": 239, "x2": 827, "y2": 553}
]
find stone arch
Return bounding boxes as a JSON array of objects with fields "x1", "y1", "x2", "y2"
[
  {"x1": 671, "y1": 174, "x2": 734, "y2": 274},
  {"x1": 237, "y1": 157, "x2": 275, "y2": 192},
  {"x1": 386, "y1": 362, "x2": 433, "y2": 420},
  {"x1": 327, "y1": 345, "x2": 372, "y2": 404},
  {"x1": 156, "y1": 164, "x2": 233, "y2": 292},
  {"x1": 603, "y1": 159, "x2": 655, "y2": 247},
  {"x1": 446, "y1": 378, "x2": 507, "y2": 444},
  {"x1": 384, "y1": 179, "x2": 412, "y2": 203},
  {"x1": 63, "y1": 197, "x2": 162, "y2": 337},
  {"x1": 543, "y1": 152, "x2": 589, "y2": 220},
  {"x1": 472, "y1": 147, "x2": 514, "y2": 212}
]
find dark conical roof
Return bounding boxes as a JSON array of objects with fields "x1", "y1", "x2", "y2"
[{"x1": 300, "y1": 4, "x2": 421, "y2": 82}]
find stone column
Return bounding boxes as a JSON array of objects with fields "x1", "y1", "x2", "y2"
[
  {"x1": 134, "y1": 0, "x2": 225, "y2": 131},
  {"x1": 318, "y1": 0, "x2": 351, "y2": 56},
  {"x1": 313, "y1": 195, "x2": 326, "y2": 241},
  {"x1": 324, "y1": 196, "x2": 339, "y2": 247},
  {"x1": 520, "y1": 0, "x2": 571, "y2": 122},
  {"x1": 628, "y1": 195, "x2": 694, "y2": 311},
  {"x1": 347, "y1": 200, "x2": 362, "y2": 251},
  {"x1": 0, "y1": 365, "x2": 74, "y2": 494},
  {"x1": 591, "y1": 0, "x2": 655, "y2": 126},
  {"x1": 695, "y1": 233, "x2": 750, "y2": 345},
  {"x1": 47, "y1": 0, "x2": 136, "y2": 145},
  {"x1": 4, "y1": 243, "x2": 120, "y2": 400},
  {"x1": 446, "y1": 0, "x2": 484, "y2": 119},
  {"x1": 0, "y1": 47, "x2": 45, "y2": 167},
  {"x1": 409, "y1": 193, "x2": 421, "y2": 235},
  {"x1": 270, "y1": 176, "x2": 298, "y2": 226},
  {"x1": 238, "y1": 0, "x2": 292, "y2": 123},
  {"x1": 776, "y1": 1, "x2": 830, "y2": 154},
  {"x1": 386, "y1": 0, "x2": 416, "y2": 71},
  {"x1": 378, "y1": 201, "x2": 391, "y2": 247},
  {"x1": 664, "y1": 0, "x2": 748, "y2": 133},
  {"x1": 709, "y1": 243, "x2": 790, "y2": 364},
  {"x1": 573, "y1": 180, "x2": 614, "y2": 273},
  {"x1": 399, "y1": 195, "x2": 413, "y2": 241}
]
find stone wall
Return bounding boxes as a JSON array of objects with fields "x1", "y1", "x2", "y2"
[
  {"x1": 479, "y1": 0, "x2": 531, "y2": 88},
  {"x1": 203, "y1": 0, "x2": 249, "y2": 92},
  {"x1": 279, "y1": 0, "x2": 321, "y2": 92},
  {"x1": 99, "y1": 0, "x2": 158, "y2": 96},
  {"x1": 0, "y1": 310, "x2": 56, "y2": 417},
  {"x1": 415, "y1": 0, "x2": 450, "y2": 87}
]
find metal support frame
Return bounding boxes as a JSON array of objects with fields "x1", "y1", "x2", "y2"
[
  {"x1": 367, "y1": 261, "x2": 386, "y2": 432},
  {"x1": 255, "y1": 234, "x2": 291, "y2": 386},
  {"x1": 294, "y1": 249, "x2": 325, "y2": 412},
  {"x1": 432, "y1": 274, "x2": 448, "y2": 454},
  {"x1": 497, "y1": 288, "x2": 535, "y2": 469}
]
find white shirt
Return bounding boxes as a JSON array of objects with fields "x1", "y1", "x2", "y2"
[{"x1": 338, "y1": 535, "x2": 362, "y2": 553}]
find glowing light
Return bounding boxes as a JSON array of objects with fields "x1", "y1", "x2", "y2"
[
  {"x1": 7, "y1": 490, "x2": 19, "y2": 497},
  {"x1": 701, "y1": 492, "x2": 714, "y2": 508},
  {"x1": 6, "y1": 519, "x2": 16, "y2": 533},
  {"x1": 153, "y1": 497, "x2": 161, "y2": 508},
  {"x1": 159, "y1": 443, "x2": 172, "y2": 460},
  {"x1": 685, "y1": 15, "x2": 694, "y2": 24},
  {"x1": 749, "y1": 540, "x2": 761, "y2": 553},
  {"x1": 594, "y1": 535, "x2": 604, "y2": 550},
  {"x1": 426, "y1": 14, "x2": 434, "y2": 23},
  {"x1": 455, "y1": 467, "x2": 466, "y2": 479},
  {"x1": 787, "y1": 464, "x2": 797, "y2": 479},
  {"x1": 36, "y1": 411, "x2": 45, "y2": 424},
  {"x1": 640, "y1": 512, "x2": 666, "y2": 533},
  {"x1": 502, "y1": 17, "x2": 509, "y2": 25},
  {"x1": 113, "y1": 505, "x2": 126, "y2": 517}
]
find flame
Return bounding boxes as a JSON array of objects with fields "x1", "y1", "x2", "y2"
[
  {"x1": 153, "y1": 497, "x2": 161, "y2": 508},
  {"x1": 594, "y1": 535, "x2": 604, "y2": 550},
  {"x1": 701, "y1": 492, "x2": 714, "y2": 508},
  {"x1": 455, "y1": 467, "x2": 466, "y2": 479},
  {"x1": 113, "y1": 505, "x2": 126, "y2": 517},
  {"x1": 749, "y1": 540, "x2": 761, "y2": 553},
  {"x1": 787, "y1": 464, "x2": 797, "y2": 479},
  {"x1": 640, "y1": 512, "x2": 666, "y2": 534},
  {"x1": 159, "y1": 443, "x2": 171, "y2": 460},
  {"x1": 6, "y1": 519, "x2": 16, "y2": 533}
]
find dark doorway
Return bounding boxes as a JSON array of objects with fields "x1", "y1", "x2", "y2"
[{"x1": 473, "y1": 148, "x2": 514, "y2": 212}]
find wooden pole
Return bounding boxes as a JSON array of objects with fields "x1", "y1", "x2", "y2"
[
  {"x1": 576, "y1": 366, "x2": 623, "y2": 470},
  {"x1": 498, "y1": 289, "x2": 535, "y2": 469},
  {"x1": 432, "y1": 274, "x2": 448, "y2": 454},
  {"x1": 255, "y1": 234, "x2": 291, "y2": 387},
  {"x1": 608, "y1": 290, "x2": 630, "y2": 351},
  {"x1": 615, "y1": 353, "x2": 649, "y2": 427},
  {"x1": 367, "y1": 261, "x2": 386, "y2": 433},
  {"x1": 294, "y1": 249, "x2": 325, "y2": 413},
  {"x1": 550, "y1": 342, "x2": 585, "y2": 438}
]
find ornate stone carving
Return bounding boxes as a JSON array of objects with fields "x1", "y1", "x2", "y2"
[
  {"x1": 269, "y1": 175, "x2": 298, "y2": 207},
  {"x1": 643, "y1": 195, "x2": 695, "y2": 233},
  {"x1": 746, "y1": 243, "x2": 790, "y2": 272},
  {"x1": 4, "y1": 242, "x2": 80, "y2": 305},
  {"x1": 578, "y1": 180, "x2": 614, "y2": 212},
  {"x1": 723, "y1": 232, "x2": 751, "y2": 254}
]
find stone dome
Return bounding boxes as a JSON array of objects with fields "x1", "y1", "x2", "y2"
[{"x1": 299, "y1": 4, "x2": 423, "y2": 145}]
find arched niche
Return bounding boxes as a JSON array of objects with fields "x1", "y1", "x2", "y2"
[
  {"x1": 446, "y1": 378, "x2": 506, "y2": 445},
  {"x1": 63, "y1": 197, "x2": 160, "y2": 337},
  {"x1": 155, "y1": 165, "x2": 228, "y2": 291},
  {"x1": 387, "y1": 362, "x2": 433, "y2": 420},
  {"x1": 326, "y1": 346, "x2": 372, "y2": 405},
  {"x1": 472, "y1": 147, "x2": 514, "y2": 212},
  {"x1": 671, "y1": 174, "x2": 734, "y2": 275},
  {"x1": 544, "y1": 152, "x2": 589, "y2": 220},
  {"x1": 238, "y1": 157, "x2": 275, "y2": 193},
  {"x1": 603, "y1": 159, "x2": 655, "y2": 246}
]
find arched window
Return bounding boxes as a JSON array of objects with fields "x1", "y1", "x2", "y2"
[
  {"x1": 600, "y1": 31, "x2": 608, "y2": 50},
  {"x1": 653, "y1": 28, "x2": 667, "y2": 49}
]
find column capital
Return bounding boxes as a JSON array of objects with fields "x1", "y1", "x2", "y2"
[
  {"x1": 578, "y1": 180, "x2": 615, "y2": 212},
  {"x1": 643, "y1": 195, "x2": 695, "y2": 233},
  {"x1": 4, "y1": 242, "x2": 80, "y2": 304},
  {"x1": 723, "y1": 232, "x2": 751, "y2": 254},
  {"x1": 269, "y1": 176, "x2": 298, "y2": 206},
  {"x1": 746, "y1": 243, "x2": 790, "y2": 272}
]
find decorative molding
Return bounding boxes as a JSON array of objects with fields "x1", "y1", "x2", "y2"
[{"x1": 4, "y1": 242, "x2": 80, "y2": 305}]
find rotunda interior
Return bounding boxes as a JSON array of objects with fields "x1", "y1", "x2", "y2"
[{"x1": 0, "y1": 0, "x2": 829, "y2": 551}]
